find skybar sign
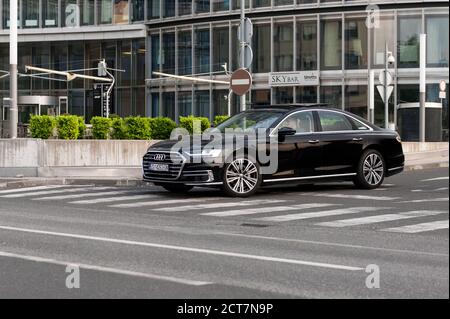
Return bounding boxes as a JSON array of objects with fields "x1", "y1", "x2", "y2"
[{"x1": 269, "y1": 71, "x2": 319, "y2": 87}]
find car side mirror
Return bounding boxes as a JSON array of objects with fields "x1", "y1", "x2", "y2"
[{"x1": 278, "y1": 127, "x2": 296, "y2": 141}]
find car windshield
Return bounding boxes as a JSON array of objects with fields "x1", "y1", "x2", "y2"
[{"x1": 214, "y1": 111, "x2": 285, "y2": 133}]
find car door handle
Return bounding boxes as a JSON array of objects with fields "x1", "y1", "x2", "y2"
[
  {"x1": 308, "y1": 140, "x2": 320, "y2": 144},
  {"x1": 352, "y1": 137, "x2": 363, "y2": 142}
]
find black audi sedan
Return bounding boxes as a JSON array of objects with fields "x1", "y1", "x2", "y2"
[{"x1": 143, "y1": 105, "x2": 404, "y2": 197}]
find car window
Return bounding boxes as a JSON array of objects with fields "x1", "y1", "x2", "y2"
[
  {"x1": 318, "y1": 111, "x2": 355, "y2": 132},
  {"x1": 345, "y1": 115, "x2": 370, "y2": 130},
  {"x1": 279, "y1": 111, "x2": 315, "y2": 134}
]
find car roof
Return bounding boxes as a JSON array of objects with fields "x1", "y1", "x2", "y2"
[{"x1": 249, "y1": 104, "x2": 331, "y2": 112}]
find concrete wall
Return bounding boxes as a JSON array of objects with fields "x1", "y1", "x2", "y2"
[
  {"x1": 0, "y1": 139, "x2": 158, "y2": 178},
  {"x1": 0, "y1": 139, "x2": 448, "y2": 178}
]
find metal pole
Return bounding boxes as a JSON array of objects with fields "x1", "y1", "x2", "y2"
[
  {"x1": 105, "y1": 68, "x2": 115, "y2": 118},
  {"x1": 240, "y1": 0, "x2": 246, "y2": 112},
  {"x1": 9, "y1": 0, "x2": 18, "y2": 138},
  {"x1": 369, "y1": 70, "x2": 375, "y2": 124},
  {"x1": 419, "y1": 34, "x2": 426, "y2": 142},
  {"x1": 384, "y1": 42, "x2": 389, "y2": 129}
]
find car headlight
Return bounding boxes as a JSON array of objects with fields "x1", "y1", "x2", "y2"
[{"x1": 186, "y1": 149, "x2": 222, "y2": 158}]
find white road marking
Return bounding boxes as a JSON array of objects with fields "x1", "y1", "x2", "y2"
[
  {"x1": 34, "y1": 190, "x2": 131, "y2": 201},
  {"x1": 111, "y1": 197, "x2": 222, "y2": 208},
  {"x1": 201, "y1": 203, "x2": 336, "y2": 217},
  {"x1": 0, "y1": 185, "x2": 67, "y2": 195},
  {"x1": 411, "y1": 190, "x2": 423, "y2": 192},
  {"x1": 382, "y1": 220, "x2": 449, "y2": 234},
  {"x1": 435, "y1": 187, "x2": 449, "y2": 191},
  {"x1": 399, "y1": 197, "x2": 449, "y2": 203},
  {"x1": 256, "y1": 207, "x2": 384, "y2": 222},
  {"x1": 0, "y1": 225, "x2": 363, "y2": 271},
  {"x1": 155, "y1": 199, "x2": 287, "y2": 212},
  {"x1": 70, "y1": 194, "x2": 156, "y2": 204},
  {"x1": 421, "y1": 177, "x2": 449, "y2": 182},
  {"x1": 0, "y1": 251, "x2": 211, "y2": 286},
  {"x1": 317, "y1": 211, "x2": 445, "y2": 228},
  {"x1": 299, "y1": 193, "x2": 400, "y2": 201},
  {"x1": 0, "y1": 186, "x2": 100, "y2": 198}
]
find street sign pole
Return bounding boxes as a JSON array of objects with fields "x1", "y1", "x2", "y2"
[
  {"x1": 419, "y1": 34, "x2": 426, "y2": 142},
  {"x1": 9, "y1": 0, "x2": 18, "y2": 138},
  {"x1": 240, "y1": 0, "x2": 246, "y2": 112},
  {"x1": 384, "y1": 42, "x2": 389, "y2": 130}
]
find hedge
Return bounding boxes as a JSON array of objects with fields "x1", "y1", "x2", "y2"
[
  {"x1": 213, "y1": 115, "x2": 229, "y2": 127},
  {"x1": 111, "y1": 117, "x2": 127, "y2": 140},
  {"x1": 179, "y1": 116, "x2": 211, "y2": 134},
  {"x1": 29, "y1": 115, "x2": 55, "y2": 139},
  {"x1": 90, "y1": 117, "x2": 112, "y2": 140},
  {"x1": 148, "y1": 117, "x2": 177, "y2": 140},
  {"x1": 124, "y1": 116, "x2": 151, "y2": 140},
  {"x1": 77, "y1": 116, "x2": 87, "y2": 140},
  {"x1": 56, "y1": 115, "x2": 80, "y2": 140}
]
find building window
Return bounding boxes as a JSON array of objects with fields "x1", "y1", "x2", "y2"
[
  {"x1": 398, "y1": 16, "x2": 421, "y2": 68},
  {"x1": 42, "y1": 0, "x2": 58, "y2": 28},
  {"x1": 398, "y1": 84, "x2": 419, "y2": 104},
  {"x1": 195, "y1": 0, "x2": 210, "y2": 13},
  {"x1": 274, "y1": 0, "x2": 293, "y2": 6},
  {"x1": 274, "y1": 22, "x2": 294, "y2": 72},
  {"x1": 426, "y1": 16, "x2": 449, "y2": 67},
  {"x1": 163, "y1": 33, "x2": 176, "y2": 73},
  {"x1": 132, "y1": 39, "x2": 146, "y2": 85},
  {"x1": 80, "y1": 0, "x2": 95, "y2": 25},
  {"x1": 178, "y1": 91, "x2": 193, "y2": 117},
  {"x1": 118, "y1": 88, "x2": 132, "y2": 116},
  {"x1": 163, "y1": 0, "x2": 175, "y2": 18},
  {"x1": 118, "y1": 41, "x2": 132, "y2": 86},
  {"x1": 151, "y1": 92, "x2": 160, "y2": 116},
  {"x1": 147, "y1": 0, "x2": 160, "y2": 19},
  {"x1": 32, "y1": 44, "x2": 50, "y2": 90},
  {"x1": 427, "y1": 83, "x2": 449, "y2": 141},
  {"x1": 233, "y1": 0, "x2": 249, "y2": 10},
  {"x1": 98, "y1": 0, "x2": 113, "y2": 24},
  {"x1": 213, "y1": 0, "x2": 229, "y2": 12},
  {"x1": 213, "y1": 90, "x2": 229, "y2": 117},
  {"x1": 371, "y1": 16, "x2": 395, "y2": 68},
  {"x1": 195, "y1": 29, "x2": 210, "y2": 74},
  {"x1": 251, "y1": 90, "x2": 271, "y2": 107},
  {"x1": 252, "y1": 24, "x2": 271, "y2": 73},
  {"x1": 51, "y1": 44, "x2": 68, "y2": 90},
  {"x1": 68, "y1": 42, "x2": 85, "y2": 89},
  {"x1": 345, "y1": 85, "x2": 367, "y2": 119},
  {"x1": 179, "y1": 0, "x2": 192, "y2": 15},
  {"x1": 274, "y1": 87, "x2": 293, "y2": 104},
  {"x1": 132, "y1": 0, "x2": 145, "y2": 22},
  {"x1": 253, "y1": 0, "x2": 270, "y2": 8},
  {"x1": 345, "y1": 18, "x2": 367, "y2": 69},
  {"x1": 321, "y1": 20, "x2": 342, "y2": 70},
  {"x1": 23, "y1": 0, "x2": 39, "y2": 28},
  {"x1": 297, "y1": 21, "x2": 317, "y2": 71},
  {"x1": 296, "y1": 86, "x2": 317, "y2": 104},
  {"x1": 178, "y1": 31, "x2": 193, "y2": 75},
  {"x1": 213, "y1": 27, "x2": 229, "y2": 72},
  {"x1": 320, "y1": 86, "x2": 342, "y2": 109},
  {"x1": 151, "y1": 35, "x2": 160, "y2": 76},
  {"x1": 114, "y1": 0, "x2": 129, "y2": 24},
  {"x1": 162, "y1": 92, "x2": 176, "y2": 120},
  {"x1": 195, "y1": 91, "x2": 210, "y2": 118}
]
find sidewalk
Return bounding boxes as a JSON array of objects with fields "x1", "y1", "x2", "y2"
[{"x1": 0, "y1": 151, "x2": 447, "y2": 189}]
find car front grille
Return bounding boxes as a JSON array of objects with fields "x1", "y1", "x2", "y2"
[{"x1": 143, "y1": 151, "x2": 185, "y2": 180}]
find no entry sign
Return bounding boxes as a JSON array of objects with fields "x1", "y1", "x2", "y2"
[{"x1": 230, "y1": 69, "x2": 252, "y2": 96}]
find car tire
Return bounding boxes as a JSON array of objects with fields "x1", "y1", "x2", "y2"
[
  {"x1": 222, "y1": 156, "x2": 262, "y2": 197},
  {"x1": 353, "y1": 149, "x2": 385, "y2": 189},
  {"x1": 161, "y1": 184, "x2": 194, "y2": 193}
]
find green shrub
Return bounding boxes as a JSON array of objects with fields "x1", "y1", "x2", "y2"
[
  {"x1": 77, "y1": 116, "x2": 86, "y2": 139},
  {"x1": 125, "y1": 116, "x2": 151, "y2": 140},
  {"x1": 111, "y1": 117, "x2": 127, "y2": 140},
  {"x1": 179, "y1": 116, "x2": 211, "y2": 134},
  {"x1": 29, "y1": 115, "x2": 55, "y2": 139},
  {"x1": 148, "y1": 117, "x2": 177, "y2": 140},
  {"x1": 213, "y1": 115, "x2": 229, "y2": 127},
  {"x1": 90, "y1": 117, "x2": 112, "y2": 140},
  {"x1": 56, "y1": 115, "x2": 79, "y2": 140}
]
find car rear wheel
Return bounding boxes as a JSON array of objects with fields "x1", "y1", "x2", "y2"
[
  {"x1": 161, "y1": 184, "x2": 194, "y2": 193},
  {"x1": 354, "y1": 149, "x2": 385, "y2": 189},
  {"x1": 222, "y1": 157, "x2": 262, "y2": 197}
]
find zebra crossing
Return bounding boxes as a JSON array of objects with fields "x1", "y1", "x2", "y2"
[{"x1": 0, "y1": 184, "x2": 448, "y2": 235}]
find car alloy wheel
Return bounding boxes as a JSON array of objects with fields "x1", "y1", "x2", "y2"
[
  {"x1": 363, "y1": 153, "x2": 384, "y2": 186},
  {"x1": 224, "y1": 158, "x2": 260, "y2": 197}
]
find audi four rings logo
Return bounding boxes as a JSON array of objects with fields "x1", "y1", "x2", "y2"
[{"x1": 154, "y1": 154, "x2": 166, "y2": 161}]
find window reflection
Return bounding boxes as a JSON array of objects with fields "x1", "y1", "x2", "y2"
[
  {"x1": 321, "y1": 20, "x2": 342, "y2": 70},
  {"x1": 398, "y1": 16, "x2": 421, "y2": 68},
  {"x1": 345, "y1": 19, "x2": 367, "y2": 69},
  {"x1": 297, "y1": 21, "x2": 317, "y2": 70}
]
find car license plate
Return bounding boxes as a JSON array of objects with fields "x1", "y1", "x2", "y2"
[{"x1": 149, "y1": 163, "x2": 169, "y2": 172}]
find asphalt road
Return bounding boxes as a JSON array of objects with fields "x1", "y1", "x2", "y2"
[{"x1": 0, "y1": 168, "x2": 448, "y2": 299}]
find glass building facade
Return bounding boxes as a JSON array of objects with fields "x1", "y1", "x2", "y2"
[{"x1": 0, "y1": 0, "x2": 449, "y2": 140}]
